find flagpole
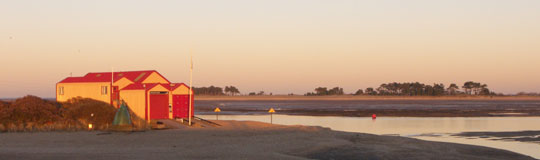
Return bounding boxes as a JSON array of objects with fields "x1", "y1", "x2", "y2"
[
  {"x1": 111, "y1": 67, "x2": 114, "y2": 86},
  {"x1": 111, "y1": 67, "x2": 114, "y2": 107},
  {"x1": 188, "y1": 52, "x2": 193, "y2": 126}
]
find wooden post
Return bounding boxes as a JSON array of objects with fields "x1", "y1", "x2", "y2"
[
  {"x1": 188, "y1": 53, "x2": 193, "y2": 126},
  {"x1": 268, "y1": 108, "x2": 275, "y2": 124},
  {"x1": 214, "y1": 108, "x2": 221, "y2": 120}
]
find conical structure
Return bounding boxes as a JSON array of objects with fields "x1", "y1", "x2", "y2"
[{"x1": 113, "y1": 101, "x2": 132, "y2": 126}]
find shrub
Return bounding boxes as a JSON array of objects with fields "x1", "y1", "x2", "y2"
[
  {"x1": 5, "y1": 95, "x2": 61, "y2": 124},
  {"x1": 0, "y1": 101, "x2": 8, "y2": 124},
  {"x1": 1, "y1": 96, "x2": 149, "y2": 132},
  {"x1": 61, "y1": 97, "x2": 117, "y2": 130}
]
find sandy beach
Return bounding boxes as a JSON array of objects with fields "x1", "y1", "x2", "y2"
[{"x1": 0, "y1": 120, "x2": 534, "y2": 160}]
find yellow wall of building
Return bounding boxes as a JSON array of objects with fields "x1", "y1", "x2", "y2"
[
  {"x1": 114, "y1": 77, "x2": 134, "y2": 89},
  {"x1": 142, "y1": 72, "x2": 169, "y2": 84},
  {"x1": 119, "y1": 89, "x2": 146, "y2": 120},
  {"x1": 56, "y1": 82, "x2": 111, "y2": 103},
  {"x1": 148, "y1": 84, "x2": 169, "y2": 92},
  {"x1": 171, "y1": 84, "x2": 193, "y2": 95}
]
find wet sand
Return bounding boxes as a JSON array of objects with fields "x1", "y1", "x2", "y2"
[
  {"x1": 0, "y1": 120, "x2": 534, "y2": 160},
  {"x1": 454, "y1": 131, "x2": 540, "y2": 143},
  {"x1": 195, "y1": 96, "x2": 540, "y2": 117}
]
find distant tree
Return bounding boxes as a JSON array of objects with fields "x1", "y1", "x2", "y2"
[
  {"x1": 257, "y1": 91, "x2": 265, "y2": 95},
  {"x1": 228, "y1": 86, "x2": 240, "y2": 96},
  {"x1": 194, "y1": 86, "x2": 225, "y2": 95},
  {"x1": 306, "y1": 87, "x2": 344, "y2": 96},
  {"x1": 328, "y1": 87, "x2": 344, "y2": 95},
  {"x1": 479, "y1": 84, "x2": 491, "y2": 95},
  {"x1": 354, "y1": 89, "x2": 364, "y2": 95},
  {"x1": 365, "y1": 87, "x2": 377, "y2": 95},
  {"x1": 411, "y1": 82, "x2": 425, "y2": 96},
  {"x1": 447, "y1": 83, "x2": 459, "y2": 95},
  {"x1": 433, "y1": 83, "x2": 445, "y2": 96},
  {"x1": 314, "y1": 87, "x2": 328, "y2": 95},
  {"x1": 248, "y1": 92, "x2": 256, "y2": 96},
  {"x1": 462, "y1": 81, "x2": 475, "y2": 95},
  {"x1": 424, "y1": 85, "x2": 435, "y2": 96},
  {"x1": 376, "y1": 84, "x2": 389, "y2": 95},
  {"x1": 462, "y1": 81, "x2": 490, "y2": 95},
  {"x1": 472, "y1": 83, "x2": 482, "y2": 95},
  {"x1": 223, "y1": 86, "x2": 241, "y2": 96},
  {"x1": 224, "y1": 86, "x2": 231, "y2": 95}
]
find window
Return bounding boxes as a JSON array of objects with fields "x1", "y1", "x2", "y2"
[
  {"x1": 149, "y1": 91, "x2": 168, "y2": 95},
  {"x1": 59, "y1": 86, "x2": 64, "y2": 95},
  {"x1": 101, "y1": 86, "x2": 108, "y2": 95}
]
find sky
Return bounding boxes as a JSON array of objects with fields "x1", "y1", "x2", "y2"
[{"x1": 1, "y1": 0, "x2": 540, "y2": 98}]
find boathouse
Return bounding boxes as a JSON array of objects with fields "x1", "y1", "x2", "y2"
[{"x1": 56, "y1": 70, "x2": 194, "y2": 120}]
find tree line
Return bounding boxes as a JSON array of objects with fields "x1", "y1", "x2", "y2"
[
  {"x1": 194, "y1": 86, "x2": 278, "y2": 96},
  {"x1": 305, "y1": 87, "x2": 345, "y2": 96},
  {"x1": 193, "y1": 81, "x2": 535, "y2": 96},
  {"x1": 193, "y1": 86, "x2": 240, "y2": 96},
  {"x1": 306, "y1": 81, "x2": 496, "y2": 96},
  {"x1": 248, "y1": 91, "x2": 273, "y2": 96}
]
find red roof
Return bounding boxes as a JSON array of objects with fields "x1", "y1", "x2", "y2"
[
  {"x1": 122, "y1": 83, "x2": 155, "y2": 90},
  {"x1": 59, "y1": 70, "x2": 170, "y2": 84},
  {"x1": 122, "y1": 83, "x2": 172, "y2": 91},
  {"x1": 122, "y1": 83, "x2": 191, "y2": 91}
]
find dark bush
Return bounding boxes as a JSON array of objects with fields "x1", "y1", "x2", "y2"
[
  {"x1": 0, "y1": 96, "x2": 148, "y2": 132},
  {"x1": 5, "y1": 95, "x2": 61, "y2": 124},
  {"x1": 0, "y1": 101, "x2": 8, "y2": 124},
  {"x1": 61, "y1": 97, "x2": 117, "y2": 130}
]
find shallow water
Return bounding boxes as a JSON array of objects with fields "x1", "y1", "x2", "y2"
[
  {"x1": 196, "y1": 99, "x2": 540, "y2": 111},
  {"x1": 198, "y1": 115, "x2": 540, "y2": 159}
]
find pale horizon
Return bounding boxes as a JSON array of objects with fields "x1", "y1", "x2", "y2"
[{"x1": 1, "y1": 0, "x2": 540, "y2": 98}]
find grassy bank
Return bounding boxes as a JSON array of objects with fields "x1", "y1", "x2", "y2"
[{"x1": 0, "y1": 95, "x2": 147, "y2": 132}]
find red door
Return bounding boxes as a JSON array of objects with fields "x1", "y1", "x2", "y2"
[
  {"x1": 150, "y1": 94, "x2": 169, "y2": 119},
  {"x1": 172, "y1": 95, "x2": 189, "y2": 118}
]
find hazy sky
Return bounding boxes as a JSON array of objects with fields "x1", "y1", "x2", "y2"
[{"x1": 1, "y1": 0, "x2": 540, "y2": 98}]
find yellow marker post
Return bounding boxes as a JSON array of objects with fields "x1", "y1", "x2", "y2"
[
  {"x1": 89, "y1": 113, "x2": 94, "y2": 130},
  {"x1": 268, "y1": 108, "x2": 276, "y2": 124},
  {"x1": 214, "y1": 107, "x2": 221, "y2": 120}
]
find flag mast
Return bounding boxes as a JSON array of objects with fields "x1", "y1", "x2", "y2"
[
  {"x1": 111, "y1": 67, "x2": 114, "y2": 107},
  {"x1": 188, "y1": 52, "x2": 194, "y2": 126},
  {"x1": 111, "y1": 67, "x2": 114, "y2": 85}
]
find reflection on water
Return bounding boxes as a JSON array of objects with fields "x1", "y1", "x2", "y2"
[{"x1": 198, "y1": 115, "x2": 540, "y2": 159}]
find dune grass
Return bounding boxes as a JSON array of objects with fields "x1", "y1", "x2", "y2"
[{"x1": 0, "y1": 95, "x2": 148, "y2": 132}]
